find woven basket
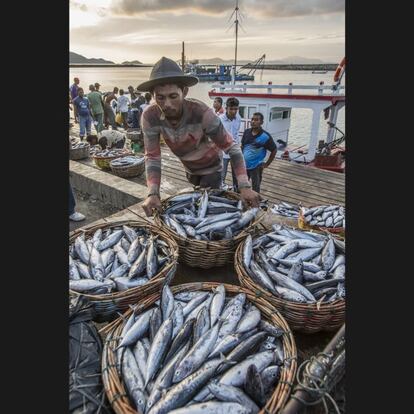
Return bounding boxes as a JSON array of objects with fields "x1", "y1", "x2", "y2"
[
  {"x1": 298, "y1": 207, "x2": 345, "y2": 239},
  {"x1": 235, "y1": 228, "x2": 345, "y2": 334},
  {"x1": 154, "y1": 190, "x2": 265, "y2": 269},
  {"x1": 110, "y1": 158, "x2": 145, "y2": 178},
  {"x1": 70, "y1": 144, "x2": 90, "y2": 160},
  {"x1": 69, "y1": 219, "x2": 179, "y2": 322},
  {"x1": 93, "y1": 151, "x2": 134, "y2": 170},
  {"x1": 101, "y1": 282, "x2": 297, "y2": 414}
]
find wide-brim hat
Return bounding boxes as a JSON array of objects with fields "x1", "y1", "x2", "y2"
[{"x1": 137, "y1": 56, "x2": 198, "y2": 92}]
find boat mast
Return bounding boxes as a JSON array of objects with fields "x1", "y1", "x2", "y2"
[
  {"x1": 181, "y1": 41, "x2": 185, "y2": 71},
  {"x1": 234, "y1": 0, "x2": 239, "y2": 84},
  {"x1": 228, "y1": 0, "x2": 241, "y2": 85}
]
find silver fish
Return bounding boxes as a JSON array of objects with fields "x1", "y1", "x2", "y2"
[
  {"x1": 219, "y1": 351, "x2": 275, "y2": 387},
  {"x1": 198, "y1": 191, "x2": 209, "y2": 219},
  {"x1": 193, "y1": 306, "x2": 210, "y2": 344},
  {"x1": 173, "y1": 322, "x2": 221, "y2": 383},
  {"x1": 208, "y1": 383, "x2": 259, "y2": 414},
  {"x1": 114, "y1": 276, "x2": 149, "y2": 291},
  {"x1": 148, "y1": 357, "x2": 229, "y2": 414},
  {"x1": 183, "y1": 292, "x2": 210, "y2": 317},
  {"x1": 128, "y1": 246, "x2": 148, "y2": 278},
  {"x1": 243, "y1": 235, "x2": 253, "y2": 269},
  {"x1": 76, "y1": 261, "x2": 93, "y2": 279},
  {"x1": 267, "y1": 270, "x2": 316, "y2": 301},
  {"x1": 147, "y1": 237, "x2": 159, "y2": 279},
  {"x1": 172, "y1": 302, "x2": 185, "y2": 339},
  {"x1": 249, "y1": 261, "x2": 277, "y2": 295},
  {"x1": 117, "y1": 308, "x2": 154, "y2": 348},
  {"x1": 170, "y1": 402, "x2": 250, "y2": 414},
  {"x1": 74, "y1": 236, "x2": 90, "y2": 264},
  {"x1": 164, "y1": 318, "x2": 196, "y2": 365},
  {"x1": 150, "y1": 307, "x2": 163, "y2": 343},
  {"x1": 210, "y1": 284, "x2": 226, "y2": 327},
  {"x1": 69, "y1": 279, "x2": 114, "y2": 293},
  {"x1": 145, "y1": 317, "x2": 174, "y2": 386},
  {"x1": 235, "y1": 306, "x2": 261, "y2": 334},
  {"x1": 321, "y1": 238, "x2": 336, "y2": 271},
  {"x1": 122, "y1": 348, "x2": 147, "y2": 413},
  {"x1": 146, "y1": 342, "x2": 191, "y2": 413},
  {"x1": 127, "y1": 237, "x2": 142, "y2": 264},
  {"x1": 98, "y1": 229, "x2": 124, "y2": 251}
]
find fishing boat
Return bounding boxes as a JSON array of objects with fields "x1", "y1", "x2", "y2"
[
  {"x1": 208, "y1": 57, "x2": 346, "y2": 173},
  {"x1": 185, "y1": 63, "x2": 254, "y2": 82}
]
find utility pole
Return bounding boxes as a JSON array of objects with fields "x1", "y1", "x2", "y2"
[{"x1": 181, "y1": 41, "x2": 185, "y2": 71}]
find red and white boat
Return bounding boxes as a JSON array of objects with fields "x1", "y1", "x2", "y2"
[{"x1": 208, "y1": 58, "x2": 346, "y2": 173}]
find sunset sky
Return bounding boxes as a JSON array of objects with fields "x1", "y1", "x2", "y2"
[{"x1": 70, "y1": 0, "x2": 345, "y2": 64}]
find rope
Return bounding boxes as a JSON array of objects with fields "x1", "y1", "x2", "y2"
[{"x1": 291, "y1": 352, "x2": 342, "y2": 414}]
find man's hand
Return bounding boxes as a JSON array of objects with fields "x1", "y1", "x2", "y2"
[
  {"x1": 142, "y1": 195, "x2": 162, "y2": 217},
  {"x1": 239, "y1": 187, "x2": 261, "y2": 208}
]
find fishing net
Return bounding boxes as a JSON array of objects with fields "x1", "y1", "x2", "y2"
[{"x1": 69, "y1": 297, "x2": 113, "y2": 414}]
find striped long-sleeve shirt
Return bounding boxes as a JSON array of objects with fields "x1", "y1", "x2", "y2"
[{"x1": 142, "y1": 98, "x2": 249, "y2": 194}]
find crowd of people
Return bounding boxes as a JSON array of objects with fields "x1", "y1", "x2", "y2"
[
  {"x1": 69, "y1": 77, "x2": 152, "y2": 138},
  {"x1": 69, "y1": 57, "x2": 277, "y2": 221}
]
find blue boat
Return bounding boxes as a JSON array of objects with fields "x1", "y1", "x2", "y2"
[{"x1": 185, "y1": 64, "x2": 254, "y2": 82}]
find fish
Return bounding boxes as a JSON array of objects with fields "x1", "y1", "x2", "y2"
[
  {"x1": 162, "y1": 191, "x2": 259, "y2": 241},
  {"x1": 117, "y1": 308, "x2": 154, "y2": 349},
  {"x1": 169, "y1": 402, "x2": 250, "y2": 414},
  {"x1": 121, "y1": 348, "x2": 147, "y2": 413},
  {"x1": 219, "y1": 351, "x2": 275, "y2": 387},
  {"x1": 242, "y1": 225, "x2": 345, "y2": 303},
  {"x1": 145, "y1": 317, "x2": 174, "y2": 386},
  {"x1": 243, "y1": 235, "x2": 253, "y2": 269},
  {"x1": 244, "y1": 364, "x2": 265, "y2": 406},
  {"x1": 210, "y1": 284, "x2": 226, "y2": 327},
  {"x1": 193, "y1": 306, "x2": 210, "y2": 344},
  {"x1": 207, "y1": 383, "x2": 259, "y2": 414},
  {"x1": 114, "y1": 276, "x2": 149, "y2": 291},
  {"x1": 173, "y1": 322, "x2": 221, "y2": 383}
]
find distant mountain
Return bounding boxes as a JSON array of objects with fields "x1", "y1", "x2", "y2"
[
  {"x1": 277, "y1": 56, "x2": 325, "y2": 64},
  {"x1": 121, "y1": 60, "x2": 143, "y2": 65},
  {"x1": 194, "y1": 56, "x2": 326, "y2": 65},
  {"x1": 70, "y1": 51, "x2": 115, "y2": 64}
]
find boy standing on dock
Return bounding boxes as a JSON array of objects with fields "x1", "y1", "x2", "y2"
[
  {"x1": 219, "y1": 97, "x2": 242, "y2": 192},
  {"x1": 72, "y1": 88, "x2": 93, "y2": 140},
  {"x1": 241, "y1": 112, "x2": 277, "y2": 193},
  {"x1": 137, "y1": 56, "x2": 260, "y2": 217}
]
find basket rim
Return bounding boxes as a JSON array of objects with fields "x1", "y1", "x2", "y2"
[
  {"x1": 154, "y1": 189, "x2": 266, "y2": 248},
  {"x1": 69, "y1": 219, "x2": 179, "y2": 300},
  {"x1": 234, "y1": 229, "x2": 345, "y2": 312},
  {"x1": 101, "y1": 281, "x2": 297, "y2": 414}
]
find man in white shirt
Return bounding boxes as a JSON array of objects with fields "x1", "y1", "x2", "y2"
[
  {"x1": 219, "y1": 97, "x2": 242, "y2": 191},
  {"x1": 86, "y1": 129, "x2": 126, "y2": 150},
  {"x1": 117, "y1": 89, "x2": 130, "y2": 129}
]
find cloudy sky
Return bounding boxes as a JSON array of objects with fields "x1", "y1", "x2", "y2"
[{"x1": 70, "y1": 0, "x2": 345, "y2": 64}]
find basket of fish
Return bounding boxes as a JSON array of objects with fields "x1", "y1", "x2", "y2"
[
  {"x1": 101, "y1": 282, "x2": 297, "y2": 414},
  {"x1": 70, "y1": 141, "x2": 90, "y2": 160},
  {"x1": 298, "y1": 205, "x2": 345, "y2": 238},
  {"x1": 235, "y1": 224, "x2": 345, "y2": 333},
  {"x1": 110, "y1": 155, "x2": 146, "y2": 178},
  {"x1": 93, "y1": 148, "x2": 134, "y2": 170},
  {"x1": 154, "y1": 190, "x2": 265, "y2": 268},
  {"x1": 69, "y1": 220, "x2": 179, "y2": 321}
]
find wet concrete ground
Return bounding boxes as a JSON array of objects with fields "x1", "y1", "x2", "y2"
[{"x1": 69, "y1": 189, "x2": 120, "y2": 233}]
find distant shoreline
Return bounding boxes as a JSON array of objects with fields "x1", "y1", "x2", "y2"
[
  {"x1": 69, "y1": 63, "x2": 337, "y2": 70},
  {"x1": 69, "y1": 64, "x2": 154, "y2": 68}
]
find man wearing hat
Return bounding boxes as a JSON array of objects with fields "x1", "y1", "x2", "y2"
[{"x1": 137, "y1": 56, "x2": 260, "y2": 217}]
